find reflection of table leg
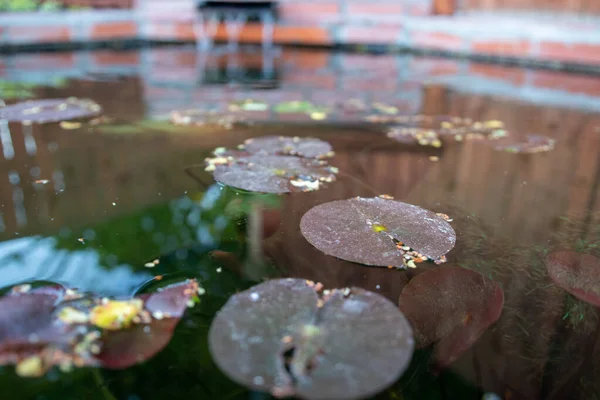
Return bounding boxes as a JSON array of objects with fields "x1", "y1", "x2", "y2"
[
  {"x1": 0, "y1": 120, "x2": 14, "y2": 160},
  {"x1": 22, "y1": 123, "x2": 37, "y2": 156}
]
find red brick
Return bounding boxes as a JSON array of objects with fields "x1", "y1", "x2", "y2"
[
  {"x1": 343, "y1": 76, "x2": 398, "y2": 91},
  {"x1": 282, "y1": 49, "x2": 330, "y2": 70},
  {"x1": 340, "y1": 54, "x2": 397, "y2": 71},
  {"x1": 347, "y1": 3, "x2": 405, "y2": 16},
  {"x1": 91, "y1": 21, "x2": 137, "y2": 39},
  {"x1": 92, "y1": 50, "x2": 140, "y2": 66},
  {"x1": 538, "y1": 42, "x2": 600, "y2": 65},
  {"x1": 531, "y1": 70, "x2": 600, "y2": 96},
  {"x1": 174, "y1": 22, "x2": 195, "y2": 40},
  {"x1": 411, "y1": 31, "x2": 463, "y2": 51},
  {"x1": 284, "y1": 73, "x2": 336, "y2": 90},
  {"x1": 341, "y1": 24, "x2": 402, "y2": 44},
  {"x1": 469, "y1": 64, "x2": 526, "y2": 86},
  {"x1": 472, "y1": 39, "x2": 531, "y2": 56},
  {"x1": 410, "y1": 58, "x2": 460, "y2": 76},
  {"x1": 9, "y1": 26, "x2": 71, "y2": 43},
  {"x1": 13, "y1": 53, "x2": 75, "y2": 70},
  {"x1": 274, "y1": 26, "x2": 332, "y2": 45},
  {"x1": 279, "y1": 2, "x2": 340, "y2": 24},
  {"x1": 213, "y1": 23, "x2": 263, "y2": 43}
]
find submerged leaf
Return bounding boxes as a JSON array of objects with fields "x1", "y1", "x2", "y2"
[
  {"x1": 545, "y1": 251, "x2": 600, "y2": 307},
  {"x1": 209, "y1": 278, "x2": 414, "y2": 400},
  {"x1": 398, "y1": 267, "x2": 504, "y2": 368},
  {"x1": 0, "y1": 280, "x2": 199, "y2": 376},
  {"x1": 300, "y1": 197, "x2": 455, "y2": 268},
  {"x1": 0, "y1": 98, "x2": 102, "y2": 123}
]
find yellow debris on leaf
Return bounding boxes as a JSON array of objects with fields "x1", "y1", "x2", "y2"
[
  {"x1": 16, "y1": 356, "x2": 44, "y2": 378},
  {"x1": 89, "y1": 299, "x2": 143, "y2": 330},
  {"x1": 59, "y1": 121, "x2": 82, "y2": 130}
]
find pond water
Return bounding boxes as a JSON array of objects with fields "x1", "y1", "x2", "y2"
[{"x1": 0, "y1": 45, "x2": 599, "y2": 400}]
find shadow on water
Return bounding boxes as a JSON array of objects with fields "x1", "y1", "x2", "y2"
[{"x1": 0, "y1": 45, "x2": 599, "y2": 399}]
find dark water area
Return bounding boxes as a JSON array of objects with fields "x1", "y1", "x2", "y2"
[{"x1": 0, "y1": 45, "x2": 599, "y2": 400}]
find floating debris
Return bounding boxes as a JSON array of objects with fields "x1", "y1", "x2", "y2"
[
  {"x1": 34, "y1": 179, "x2": 50, "y2": 185},
  {"x1": 300, "y1": 197, "x2": 456, "y2": 268},
  {"x1": 59, "y1": 121, "x2": 82, "y2": 130},
  {"x1": 209, "y1": 278, "x2": 414, "y2": 399}
]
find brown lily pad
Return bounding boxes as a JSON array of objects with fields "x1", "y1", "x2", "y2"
[
  {"x1": 398, "y1": 267, "x2": 504, "y2": 368},
  {"x1": 494, "y1": 134, "x2": 555, "y2": 154},
  {"x1": 0, "y1": 280, "x2": 199, "y2": 377},
  {"x1": 209, "y1": 278, "x2": 414, "y2": 400},
  {"x1": 299, "y1": 196, "x2": 456, "y2": 268},
  {"x1": 545, "y1": 251, "x2": 600, "y2": 307},
  {"x1": 170, "y1": 109, "x2": 244, "y2": 129},
  {"x1": 0, "y1": 98, "x2": 102, "y2": 123},
  {"x1": 241, "y1": 136, "x2": 334, "y2": 159},
  {"x1": 205, "y1": 142, "x2": 338, "y2": 195}
]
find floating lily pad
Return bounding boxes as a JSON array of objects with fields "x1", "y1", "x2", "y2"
[
  {"x1": 211, "y1": 154, "x2": 338, "y2": 194},
  {"x1": 398, "y1": 267, "x2": 504, "y2": 368},
  {"x1": 494, "y1": 134, "x2": 555, "y2": 154},
  {"x1": 0, "y1": 280, "x2": 199, "y2": 377},
  {"x1": 386, "y1": 116, "x2": 506, "y2": 147},
  {"x1": 241, "y1": 136, "x2": 334, "y2": 159},
  {"x1": 274, "y1": 101, "x2": 324, "y2": 114},
  {"x1": 300, "y1": 197, "x2": 456, "y2": 268},
  {"x1": 170, "y1": 109, "x2": 244, "y2": 129},
  {"x1": 545, "y1": 251, "x2": 600, "y2": 307},
  {"x1": 204, "y1": 138, "x2": 338, "y2": 194},
  {"x1": 228, "y1": 99, "x2": 269, "y2": 112},
  {"x1": 209, "y1": 278, "x2": 414, "y2": 400},
  {"x1": 0, "y1": 98, "x2": 102, "y2": 123}
]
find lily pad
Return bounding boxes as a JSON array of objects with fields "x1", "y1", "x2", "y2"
[
  {"x1": 398, "y1": 267, "x2": 504, "y2": 368},
  {"x1": 274, "y1": 101, "x2": 325, "y2": 114},
  {"x1": 386, "y1": 116, "x2": 506, "y2": 147},
  {"x1": 170, "y1": 109, "x2": 244, "y2": 129},
  {"x1": 0, "y1": 98, "x2": 102, "y2": 123},
  {"x1": 241, "y1": 136, "x2": 334, "y2": 159},
  {"x1": 0, "y1": 280, "x2": 199, "y2": 377},
  {"x1": 212, "y1": 154, "x2": 337, "y2": 194},
  {"x1": 494, "y1": 134, "x2": 555, "y2": 154},
  {"x1": 299, "y1": 196, "x2": 456, "y2": 268},
  {"x1": 545, "y1": 251, "x2": 600, "y2": 307},
  {"x1": 209, "y1": 278, "x2": 414, "y2": 400}
]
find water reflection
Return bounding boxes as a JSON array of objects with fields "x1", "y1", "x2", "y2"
[{"x1": 0, "y1": 45, "x2": 598, "y2": 399}]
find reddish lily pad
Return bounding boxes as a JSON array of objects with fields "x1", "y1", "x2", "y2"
[
  {"x1": 209, "y1": 278, "x2": 414, "y2": 400},
  {"x1": 398, "y1": 267, "x2": 504, "y2": 368},
  {"x1": 241, "y1": 136, "x2": 334, "y2": 159},
  {"x1": 0, "y1": 280, "x2": 199, "y2": 377},
  {"x1": 212, "y1": 155, "x2": 337, "y2": 194},
  {"x1": 205, "y1": 141, "x2": 339, "y2": 194},
  {"x1": 0, "y1": 98, "x2": 102, "y2": 123},
  {"x1": 545, "y1": 251, "x2": 600, "y2": 307},
  {"x1": 299, "y1": 196, "x2": 456, "y2": 268}
]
